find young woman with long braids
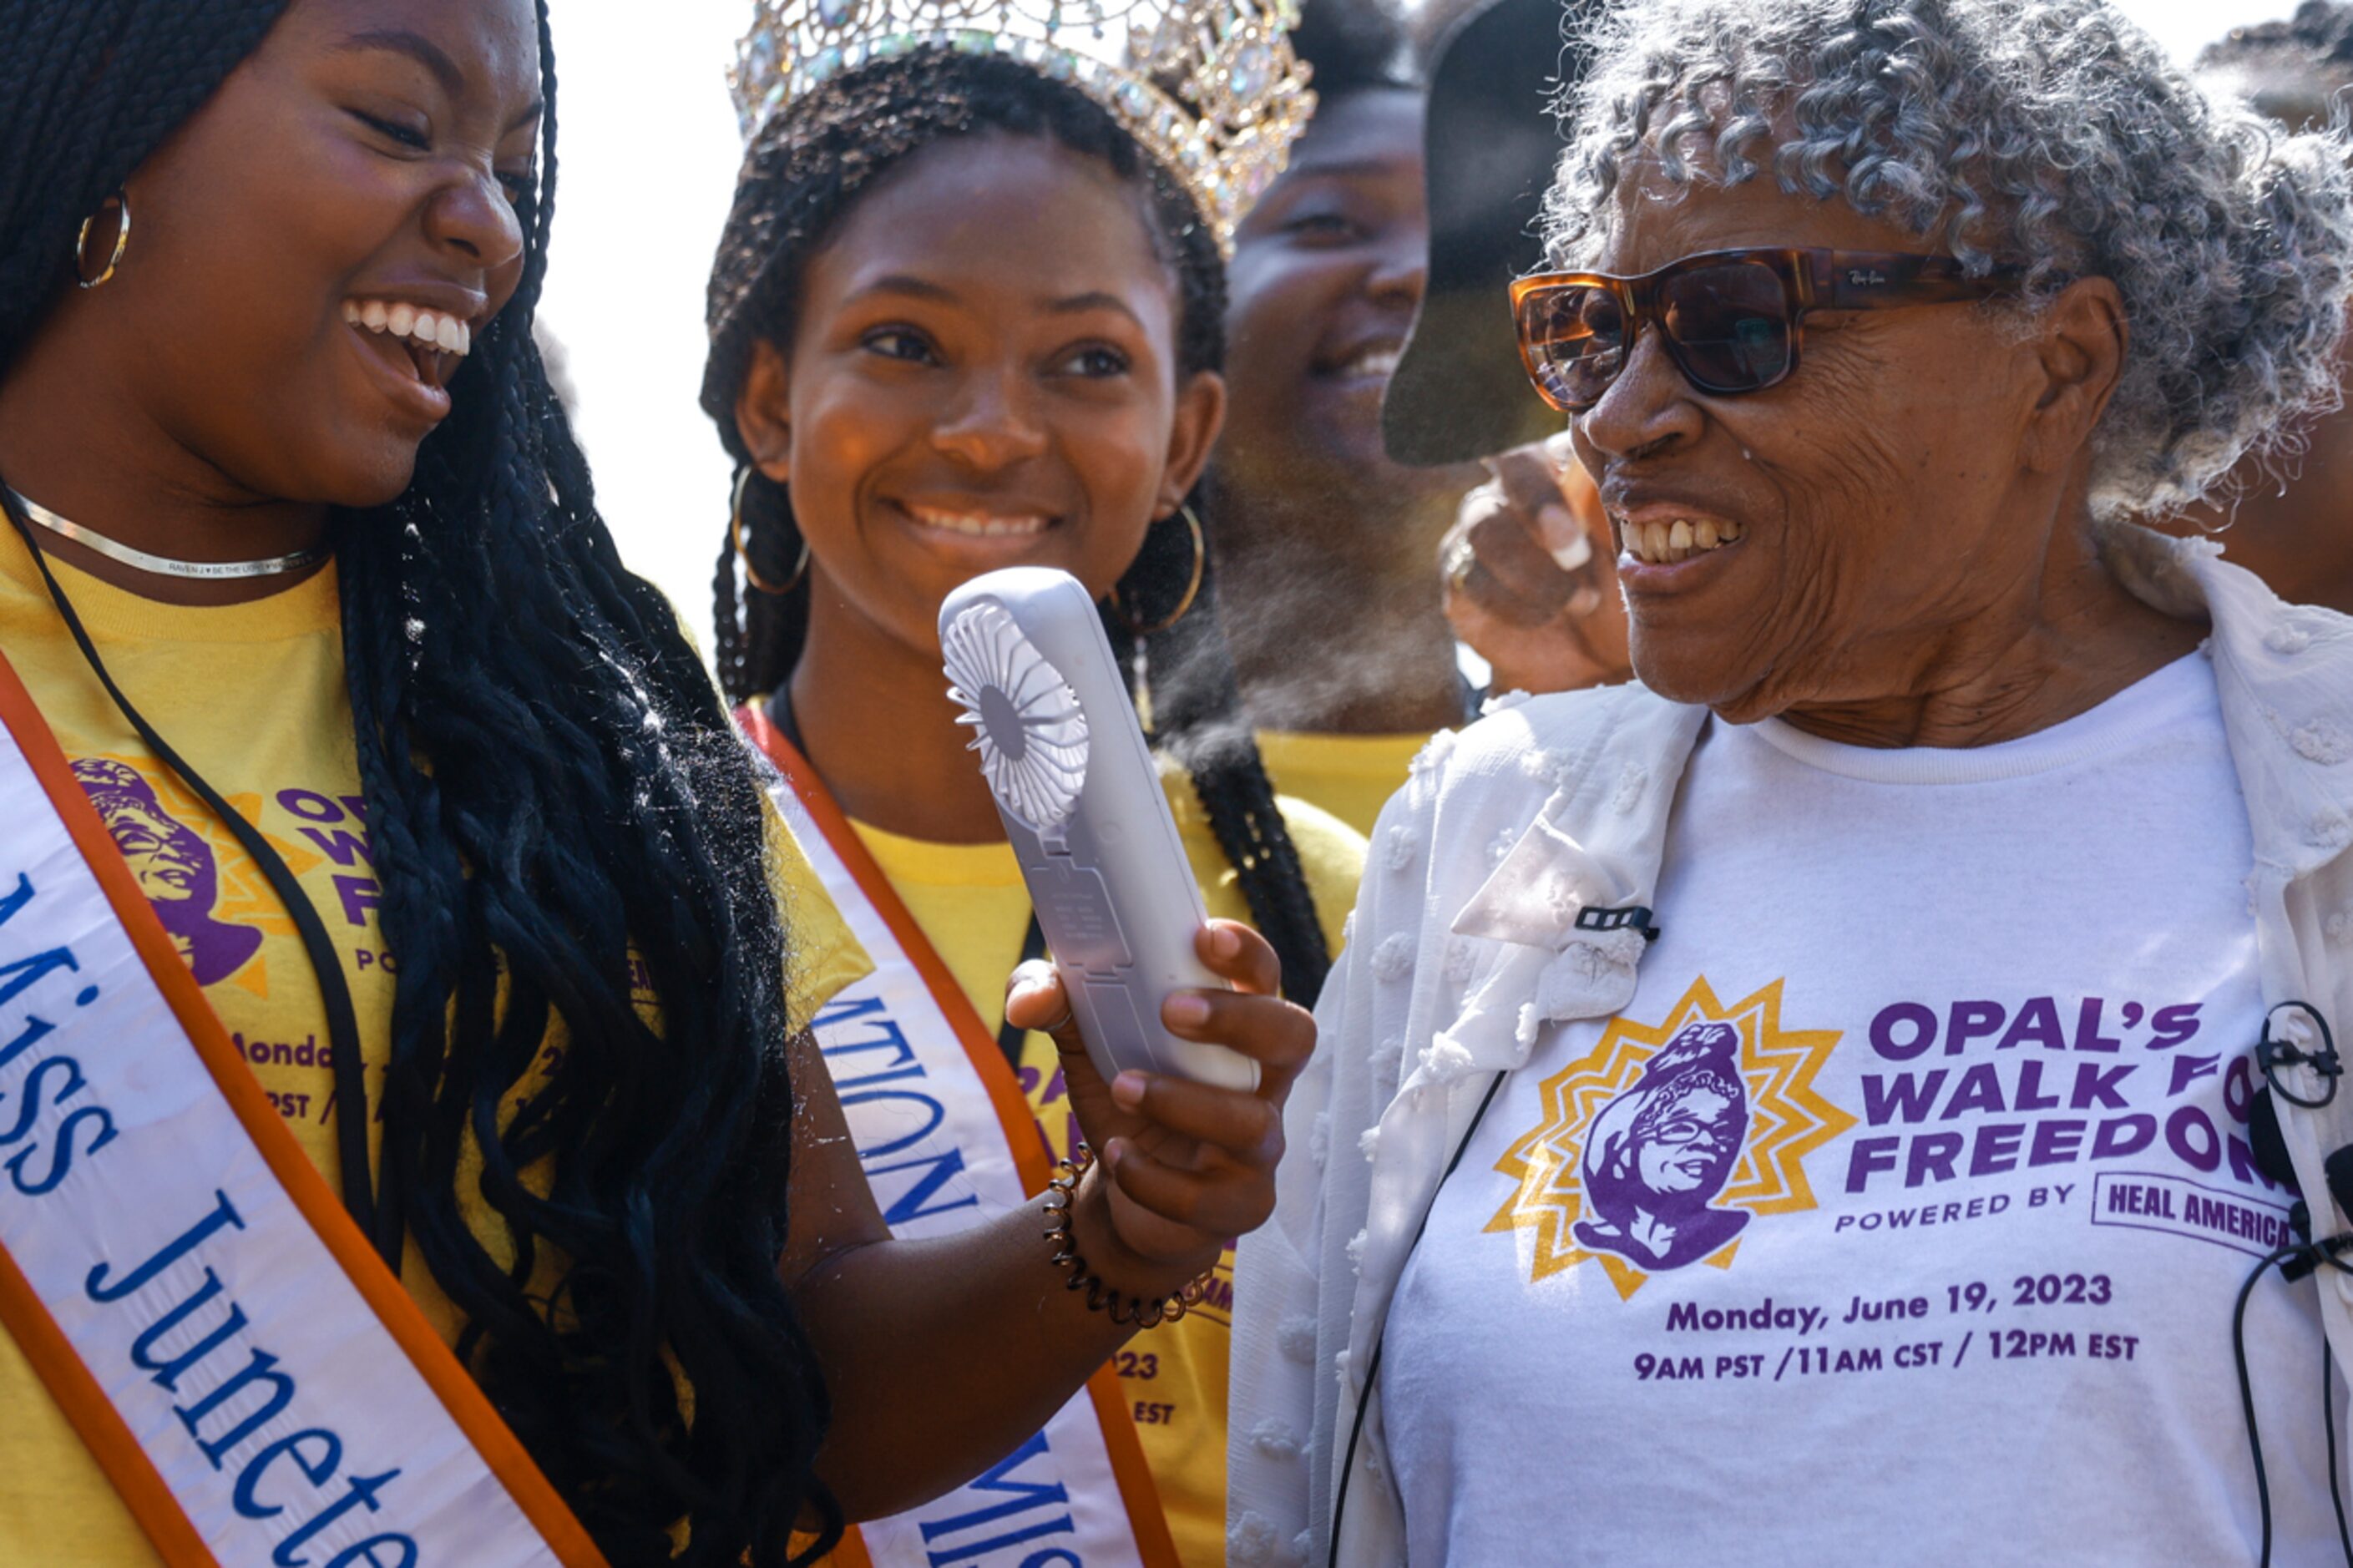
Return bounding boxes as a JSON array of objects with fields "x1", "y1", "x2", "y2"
[
  {"x1": 705, "y1": 34, "x2": 1361, "y2": 1562},
  {"x1": 0, "y1": 2, "x2": 1314, "y2": 1563}
]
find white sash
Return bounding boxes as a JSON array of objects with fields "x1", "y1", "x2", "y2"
[
  {"x1": 744, "y1": 709, "x2": 1178, "y2": 1568},
  {"x1": 0, "y1": 650, "x2": 602, "y2": 1566}
]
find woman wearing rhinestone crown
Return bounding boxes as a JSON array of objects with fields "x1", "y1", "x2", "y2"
[
  {"x1": 0, "y1": 1, "x2": 1319, "y2": 1564},
  {"x1": 708, "y1": 0, "x2": 1354, "y2": 1560}
]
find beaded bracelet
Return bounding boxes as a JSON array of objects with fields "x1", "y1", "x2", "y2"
[{"x1": 1042, "y1": 1146, "x2": 1213, "y2": 1328}]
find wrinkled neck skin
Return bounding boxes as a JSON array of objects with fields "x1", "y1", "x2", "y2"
[
  {"x1": 1207, "y1": 476, "x2": 1466, "y2": 736},
  {"x1": 1750, "y1": 478, "x2": 2204, "y2": 750}
]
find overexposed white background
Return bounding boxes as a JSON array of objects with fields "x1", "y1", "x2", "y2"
[{"x1": 541, "y1": 0, "x2": 2254, "y2": 641}]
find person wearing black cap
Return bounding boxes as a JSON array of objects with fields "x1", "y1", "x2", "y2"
[{"x1": 1376, "y1": 0, "x2": 1632, "y2": 706}]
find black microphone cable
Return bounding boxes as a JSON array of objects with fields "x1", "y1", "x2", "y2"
[
  {"x1": 2238, "y1": 1024, "x2": 2353, "y2": 1565},
  {"x1": 2236, "y1": 1238, "x2": 2306, "y2": 1565},
  {"x1": 2234, "y1": 1222, "x2": 2353, "y2": 1566},
  {"x1": 2326, "y1": 1342, "x2": 2352, "y2": 1560},
  {"x1": 1328, "y1": 1070, "x2": 1510, "y2": 1568}
]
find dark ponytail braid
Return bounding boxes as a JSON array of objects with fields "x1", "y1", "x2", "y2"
[
  {"x1": 0, "y1": 4, "x2": 836, "y2": 1561},
  {"x1": 706, "y1": 46, "x2": 1331, "y2": 1005}
]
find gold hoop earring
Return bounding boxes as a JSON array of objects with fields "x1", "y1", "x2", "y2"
[
  {"x1": 74, "y1": 192, "x2": 130, "y2": 290},
  {"x1": 1113, "y1": 504, "x2": 1207, "y2": 637},
  {"x1": 731, "y1": 467, "x2": 808, "y2": 597}
]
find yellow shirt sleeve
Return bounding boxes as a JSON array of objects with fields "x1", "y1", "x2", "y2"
[
  {"x1": 762, "y1": 791, "x2": 873, "y2": 1032},
  {"x1": 679, "y1": 617, "x2": 873, "y2": 1033},
  {"x1": 1167, "y1": 770, "x2": 1369, "y2": 959}
]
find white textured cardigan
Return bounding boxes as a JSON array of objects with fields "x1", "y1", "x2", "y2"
[{"x1": 1227, "y1": 529, "x2": 2353, "y2": 1567}]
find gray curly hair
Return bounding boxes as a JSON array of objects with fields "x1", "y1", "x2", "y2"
[{"x1": 1546, "y1": 0, "x2": 2353, "y2": 519}]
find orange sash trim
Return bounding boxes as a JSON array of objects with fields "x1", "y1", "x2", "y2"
[
  {"x1": 0, "y1": 646, "x2": 608, "y2": 1568},
  {"x1": 0, "y1": 1237, "x2": 212, "y2": 1564},
  {"x1": 741, "y1": 706, "x2": 1182, "y2": 1568}
]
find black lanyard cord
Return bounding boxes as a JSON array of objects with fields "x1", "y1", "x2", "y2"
[
  {"x1": 1328, "y1": 1068, "x2": 1510, "y2": 1567},
  {"x1": 2, "y1": 499, "x2": 392, "y2": 1268}
]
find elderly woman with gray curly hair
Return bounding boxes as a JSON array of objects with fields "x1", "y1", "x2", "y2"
[{"x1": 1225, "y1": 0, "x2": 2353, "y2": 1560}]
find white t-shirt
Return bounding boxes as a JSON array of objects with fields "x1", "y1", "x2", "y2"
[{"x1": 1382, "y1": 652, "x2": 2345, "y2": 1564}]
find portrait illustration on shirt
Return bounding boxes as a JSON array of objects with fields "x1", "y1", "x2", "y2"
[
  {"x1": 73, "y1": 756, "x2": 263, "y2": 986},
  {"x1": 1488, "y1": 975, "x2": 1854, "y2": 1297},
  {"x1": 1572, "y1": 1021, "x2": 1752, "y2": 1270}
]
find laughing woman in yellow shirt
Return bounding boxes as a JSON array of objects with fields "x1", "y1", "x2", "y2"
[
  {"x1": 0, "y1": 2, "x2": 1319, "y2": 1563},
  {"x1": 705, "y1": 30, "x2": 1364, "y2": 1563}
]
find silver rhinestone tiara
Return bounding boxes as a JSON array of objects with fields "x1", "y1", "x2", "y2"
[{"x1": 729, "y1": 0, "x2": 1315, "y2": 255}]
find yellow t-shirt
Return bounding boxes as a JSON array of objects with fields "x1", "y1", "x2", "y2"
[
  {"x1": 851, "y1": 776, "x2": 1363, "y2": 1566},
  {"x1": 0, "y1": 532, "x2": 868, "y2": 1563},
  {"x1": 1252, "y1": 729, "x2": 1438, "y2": 842}
]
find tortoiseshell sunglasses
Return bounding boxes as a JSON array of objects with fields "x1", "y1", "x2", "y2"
[{"x1": 1510, "y1": 247, "x2": 2027, "y2": 412}]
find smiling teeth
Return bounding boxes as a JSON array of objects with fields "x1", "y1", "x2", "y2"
[
  {"x1": 342, "y1": 299, "x2": 472, "y2": 357},
  {"x1": 906, "y1": 505, "x2": 1049, "y2": 538},
  {"x1": 1623, "y1": 517, "x2": 1743, "y2": 564},
  {"x1": 1338, "y1": 346, "x2": 1403, "y2": 380}
]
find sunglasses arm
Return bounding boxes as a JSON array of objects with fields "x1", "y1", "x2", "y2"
[{"x1": 1817, "y1": 250, "x2": 2024, "y2": 311}]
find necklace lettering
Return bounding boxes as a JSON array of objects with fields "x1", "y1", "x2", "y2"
[{"x1": 6, "y1": 488, "x2": 329, "y2": 582}]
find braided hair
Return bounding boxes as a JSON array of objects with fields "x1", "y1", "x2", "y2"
[
  {"x1": 706, "y1": 47, "x2": 1332, "y2": 1005},
  {"x1": 0, "y1": 3, "x2": 836, "y2": 1561}
]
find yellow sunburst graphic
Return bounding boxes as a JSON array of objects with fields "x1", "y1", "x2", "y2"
[{"x1": 1485, "y1": 975, "x2": 1855, "y2": 1300}]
